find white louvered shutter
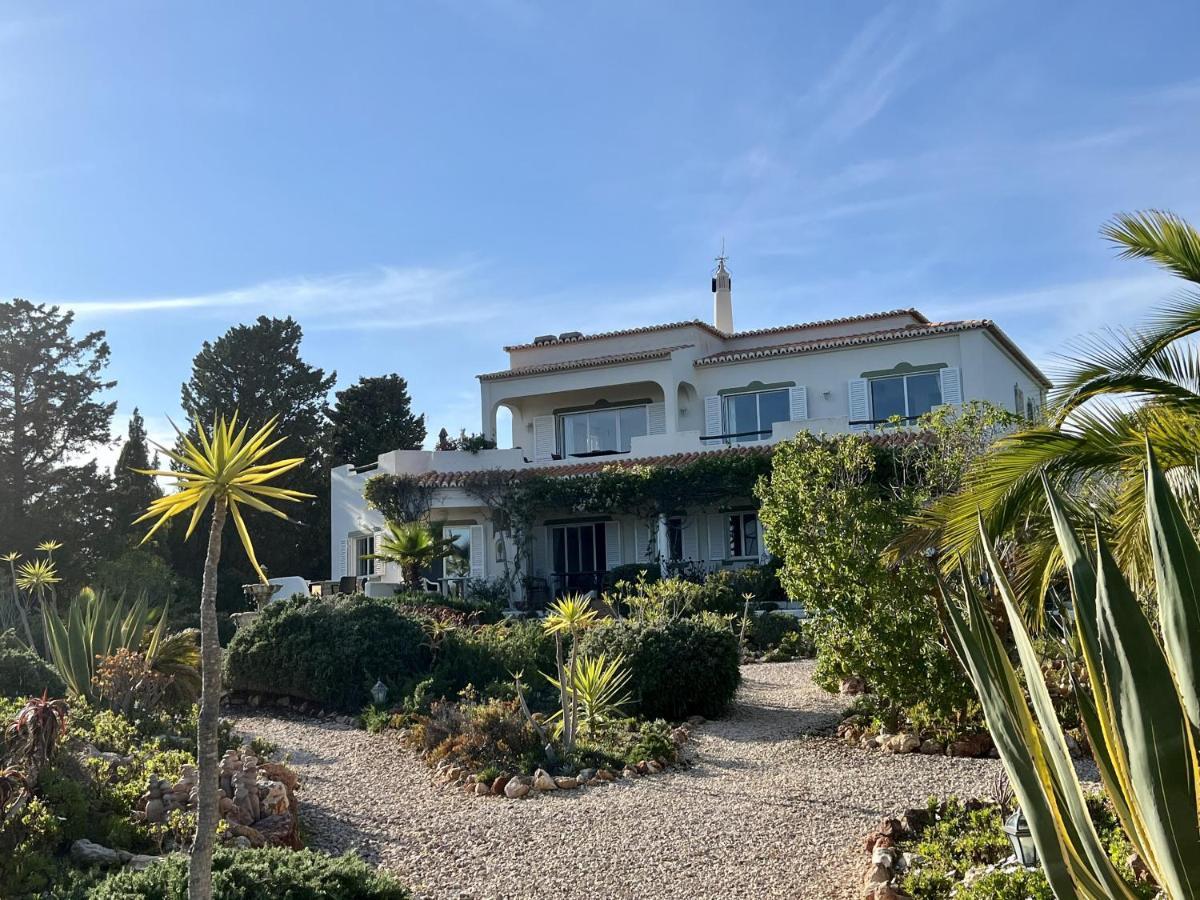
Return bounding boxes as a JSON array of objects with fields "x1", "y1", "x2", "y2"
[
  {"x1": 703, "y1": 395, "x2": 723, "y2": 445},
  {"x1": 634, "y1": 521, "x2": 653, "y2": 563},
  {"x1": 681, "y1": 516, "x2": 699, "y2": 561},
  {"x1": 532, "y1": 416, "x2": 556, "y2": 461},
  {"x1": 939, "y1": 367, "x2": 963, "y2": 407},
  {"x1": 469, "y1": 525, "x2": 486, "y2": 578},
  {"x1": 337, "y1": 539, "x2": 347, "y2": 578},
  {"x1": 647, "y1": 402, "x2": 666, "y2": 435},
  {"x1": 370, "y1": 533, "x2": 381, "y2": 576},
  {"x1": 788, "y1": 386, "x2": 808, "y2": 421},
  {"x1": 848, "y1": 379, "x2": 870, "y2": 432},
  {"x1": 708, "y1": 514, "x2": 727, "y2": 560},
  {"x1": 604, "y1": 521, "x2": 622, "y2": 570}
]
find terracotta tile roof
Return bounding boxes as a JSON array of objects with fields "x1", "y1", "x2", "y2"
[
  {"x1": 408, "y1": 433, "x2": 927, "y2": 488},
  {"x1": 501, "y1": 308, "x2": 929, "y2": 352},
  {"x1": 478, "y1": 345, "x2": 692, "y2": 381},
  {"x1": 696, "y1": 320, "x2": 1052, "y2": 388}
]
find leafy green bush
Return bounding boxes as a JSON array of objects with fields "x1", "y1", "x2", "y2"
[
  {"x1": 87, "y1": 847, "x2": 411, "y2": 898},
  {"x1": 696, "y1": 562, "x2": 787, "y2": 614},
  {"x1": 606, "y1": 563, "x2": 660, "y2": 587},
  {"x1": 223, "y1": 595, "x2": 431, "y2": 711},
  {"x1": 426, "y1": 620, "x2": 556, "y2": 709},
  {"x1": 758, "y1": 433, "x2": 975, "y2": 726},
  {"x1": 745, "y1": 611, "x2": 802, "y2": 654},
  {"x1": 579, "y1": 618, "x2": 740, "y2": 719},
  {"x1": 0, "y1": 629, "x2": 67, "y2": 698}
]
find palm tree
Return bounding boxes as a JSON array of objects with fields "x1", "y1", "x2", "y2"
[
  {"x1": 134, "y1": 413, "x2": 310, "y2": 900},
  {"x1": 368, "y1": 520, "x2": 459, "y2": 588},
  {"x1": 893, "y1": 210, "x2": 1200, "y2": 626}
]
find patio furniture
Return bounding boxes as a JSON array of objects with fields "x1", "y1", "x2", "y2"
[
  {"x1": 338, "y1": 575, "x2": 359, "y2": 595},
  {"x1": 520, "y1": 575, "x2": 550, "y2": 611}
]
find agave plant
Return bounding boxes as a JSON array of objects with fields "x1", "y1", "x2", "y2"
[
  {"x1": 942, "y1": 443, "x2": 1200, "y2": 898},
  {"x1": 41, "y1": 588, "x2": 185, "y2": 702},
  {"x1": 542, "y1": 594, "x2": 601, "y2": 753},
  {"x1": 545, "y1": 652, "x2": 632, "y2": 740},
  {"x1": 895, "y1": 210, "x2": 1200, "y2": 629}
]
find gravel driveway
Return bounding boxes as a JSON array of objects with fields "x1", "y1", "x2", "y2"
[{"x1": 229, "y1": 661, "x2": 1016, "y2": 900}]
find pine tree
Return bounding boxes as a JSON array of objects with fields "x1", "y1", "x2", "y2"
[
  {"x1": 172, "y1": 317, "x2": 334, "y2": 596},
  {"x1": 0, "y1": 299, "x2": 115, "y2": 577}
]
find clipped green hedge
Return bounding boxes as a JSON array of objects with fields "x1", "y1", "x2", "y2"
[
  {"x1": 86, "y1": 848, "x2": 410, "y2": 899},
  {"x1": 223, "y1": 595, "x2": 430, "y2": 712},
  {"x1": 0, "y1": 628, "x2": 66, "y2": 698},
  {"x1": 428, "y1": 620, "x2": 557, "y2": 709},
  {"x1": 580, "y1": 618, "x2": 741, "y2": 719}
]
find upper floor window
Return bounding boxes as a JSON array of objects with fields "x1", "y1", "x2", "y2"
[
  {"x1": 559, "y1": 404, "x2": 647, "y2": 456},
  {"x1": 870, "y1": 372, "x2": 941, "y2": 422},
  {"x1": 723, "y1": 388, "x2": 789, "y2": 443}
]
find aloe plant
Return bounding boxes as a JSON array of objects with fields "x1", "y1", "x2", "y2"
[{"x1": 943, "y1": 442, "x2": 1200, "y2": 898}]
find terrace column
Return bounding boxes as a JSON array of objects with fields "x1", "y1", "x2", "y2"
[{"x1": 657, "y1": 513, "x2": 670, "y2": 578}]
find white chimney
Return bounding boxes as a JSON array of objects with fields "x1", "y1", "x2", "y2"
[{"x1": 711, "y1": 255, "x2": 733, "y2": 332}]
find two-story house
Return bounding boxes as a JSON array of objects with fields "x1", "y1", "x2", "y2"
[{"x1": 330, "y1": 260, "x2": 1049, "y2": 603}]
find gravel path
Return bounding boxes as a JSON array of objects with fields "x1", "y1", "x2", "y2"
[{"x1": 228, "y1": 661, "x2": 1027, "y2": 900}]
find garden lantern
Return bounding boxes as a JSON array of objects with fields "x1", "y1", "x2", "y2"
[
  {"x1": 371, "y1": 679, "x2": 388, "y2": 706},
  {"x1": 1003, "y1": 808, "x2": 1038, "y2": 867}
]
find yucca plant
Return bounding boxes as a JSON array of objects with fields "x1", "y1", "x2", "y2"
[
  {"x1": 134, "y1": 412, "x2": 310, "y2": 900},
  {"x1": 542, "y1": 594, "x2": 601, "y2": 753},
  {"x1": 942, "y1": 442, "x2": 1200, "y2": 898},
  {"x1": 1, "y1": 551, "x2": 34, "y2": 649},
  {"x1": 545, "y1": 652, "x2": 632, "y2": 740}
]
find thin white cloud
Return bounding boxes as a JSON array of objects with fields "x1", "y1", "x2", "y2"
[{"x1": 61, "y1": 264, "x2": 505, "y2": 331}]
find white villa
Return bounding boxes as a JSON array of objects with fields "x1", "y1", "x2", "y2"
[{"x1": 330, "y1": 260, "x2": 1049, "y2": 605}]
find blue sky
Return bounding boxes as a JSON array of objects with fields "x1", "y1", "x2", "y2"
[{"x1": 2, "y1": 1, "x2": 1198, "y2": 461}]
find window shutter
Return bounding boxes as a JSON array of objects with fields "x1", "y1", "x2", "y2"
[
  {"x1": 604, "y1": 521, "x2": 622, "y2": 570},
  {"x1": 788, "y1": 386, "x2": 808, "y2": 422},
  {"x1": 370, "y1": 533, "x2": 381, "y2": 576},
  {"x1": 469, "y1": 525, "x2": 486, "y2": 578},
  {"x1": 336, "y1": 539, "x2": 347, "y2": 578},
  {"x1": 848, "y1": 379, "x2": 870, "y2": 432},
  {"x1": 939, "y1": 367, "x2": 963, "y2": 407},
  {"x1": 647, "y1": 402, "x2": 666, "y2": 435},
  {"x1": 707, "y1": 514, "x2": 727, "y2": 561},
  {"x1": 533, "y1": 416, "x2": 556, "y2": 461},
  {"x1": 681, "y1": 516, "x2": 699, "y2": 562},
  {"x1": 634, "y1": 521, "x2": 653, "y2": 563},
  {"x1": 703, "y1": 395, "x2": 722, "y2": 445}
]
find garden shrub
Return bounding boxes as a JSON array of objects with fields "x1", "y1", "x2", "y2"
[
  {"x1": 758, "y1": 432, "x2": 976, "y2": 728},
  {"x1": 744, "y1": 611, "x2": 802, "y2": 654},
  {"x1": 606, "y1": 562, "x2": 660, "y2": 587},
  {"x1": 579, "y1": 618, "x2": 740, "y2": 719},
  {"x1": 0, "y1": 629, "x2": 67, "y2": 698},
  {"x1": 407, "y1": 696, "x2": 543, "y2": 775},
  {"x1": 223, "y1": 594, "x2": 431, "y2": 711},
  {"x1": 697, "y1": 562, "x2": 787, "y2": 614},
  {"x1": 425, "y1": 619, "x2": 556, "y2": 709},
  {"x1": 87, "y1": 847, "x2": 411, "y2": 899}
]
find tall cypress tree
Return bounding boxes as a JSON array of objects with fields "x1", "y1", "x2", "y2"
[
  {"x1": 110, "y1": 408, "x2": 162, "y2": 545},
  {"x1": 328, "y1": 374, "x2": 426, "y2": 466}
]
